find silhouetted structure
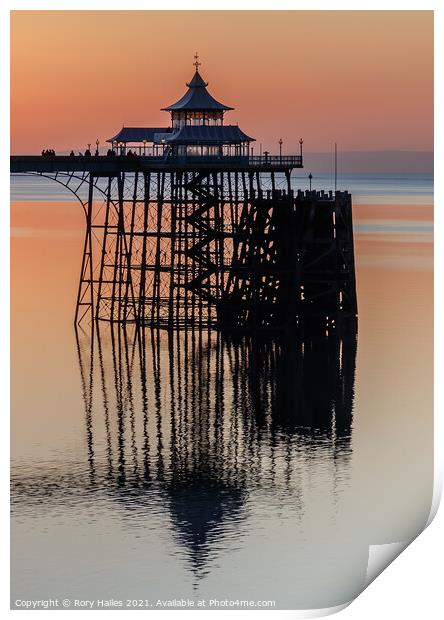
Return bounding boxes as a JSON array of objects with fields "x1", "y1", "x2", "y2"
[{"x1": 10, "y1": 58, "x2": 357, "y2": 332}]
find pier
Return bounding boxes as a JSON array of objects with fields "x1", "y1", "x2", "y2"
[{"x1": 10, "y1": 59, "x2": 357, "y2": 332}]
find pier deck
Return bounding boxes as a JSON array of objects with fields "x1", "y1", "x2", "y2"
[{"x1": 10, "y1": 154, "x2": 303, "y2": 174}]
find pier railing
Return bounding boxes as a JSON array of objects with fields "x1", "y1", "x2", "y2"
[
  {"x1": 248, "y1": 155, "x2": 302, "y2": 167},
  {"x1": 161, "y1": 154, "x2": 303, "y2": 167}
]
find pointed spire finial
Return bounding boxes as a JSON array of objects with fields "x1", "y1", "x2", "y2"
[{"x1": 193, "y1": 52, "x2": 201, "y2": 72}]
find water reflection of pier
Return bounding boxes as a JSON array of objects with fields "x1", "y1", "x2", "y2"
[{"x1": 76, "y1": 323, "x2": 357, "y2": 572}]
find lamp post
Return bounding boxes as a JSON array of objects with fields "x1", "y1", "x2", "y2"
[
  {"x1": 299, "y1": 138, "x2": 304, "y2": 160},
  {"x1": 143, "y1": 140, "x2": 147, "y2": 156},
  {"x1": 309, "y1": 173, "x2": 313, "y2": 191},
  {"x1": 279, "y1": 138, "x2": 283, "y2": 162},
  {"x1": 95, "y1": 138, "x2": 100, "y2": 156}
]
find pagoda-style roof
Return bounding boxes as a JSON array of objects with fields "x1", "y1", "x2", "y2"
[
  {"x1": 107, "y1": 127, "x2": 170, "y2": 143},
  {"x1": 162, "y1": 70, "x2": 233, "y2": 112},
  {"x1": 166, "y1": 125, "x2": 254, "y2": 144}
]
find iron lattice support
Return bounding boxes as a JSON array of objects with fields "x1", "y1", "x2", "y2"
[{"x1": 71, "y1": 171, "x2": 357, "y2": 331}]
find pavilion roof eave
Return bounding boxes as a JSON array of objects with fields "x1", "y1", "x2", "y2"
[
  {"x1": 107, "y1": 127, "x2": 171, "y2": 143},
  {"x1": 165, "y1": 125, "x2": 255, "y2": 144},
  {"x1": 170, "y1": 138, "x2": 256, "y2": 145},
  {"x1": 162, "y1": 104, "x2": 234, "y2": 112}
]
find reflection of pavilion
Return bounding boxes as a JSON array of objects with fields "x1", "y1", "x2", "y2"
[{"x1": 75, "y1": 322, "x2": 357, "y2": 575}]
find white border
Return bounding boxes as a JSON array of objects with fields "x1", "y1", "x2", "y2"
[{"x1": 3, "y1": 2, "x2": 442, "y2": 619}]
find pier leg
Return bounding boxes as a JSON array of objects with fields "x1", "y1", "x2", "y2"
[{"x1": 74, "y1": 175, "x2": 94, "y2": 326}]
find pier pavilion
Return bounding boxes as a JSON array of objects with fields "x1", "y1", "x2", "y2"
[{"x1": 108, "y1": 60, "x2": 255, "y2": 162}]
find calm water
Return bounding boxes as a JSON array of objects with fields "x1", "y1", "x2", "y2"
[{"x1": 11, "y1": 174, "x2": 433, "y2": 610}]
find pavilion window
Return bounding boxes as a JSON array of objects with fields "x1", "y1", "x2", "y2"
[{"x1": 172, "y1": 111, "x2": 188, "y2": 129}]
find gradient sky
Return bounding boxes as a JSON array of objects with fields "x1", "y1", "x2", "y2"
[{"x1": 10, "y1": 10, "x2": 433, "y2": 154}]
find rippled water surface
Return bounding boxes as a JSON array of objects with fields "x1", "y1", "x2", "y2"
[{"x1": 11, "y1": 173, "x2": 433, "y2": 609}]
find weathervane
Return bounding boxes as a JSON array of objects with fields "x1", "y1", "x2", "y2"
[{"x1": 193, "y1": 52, "x2": 201, "y2": 71}]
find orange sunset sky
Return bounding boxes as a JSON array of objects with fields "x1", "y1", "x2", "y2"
[{"x1": 10, "y1": 10, "x2": 433, "y2": 155}]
